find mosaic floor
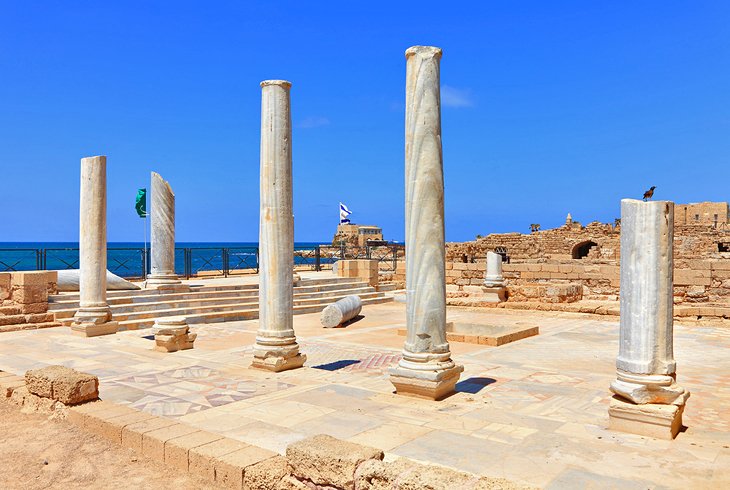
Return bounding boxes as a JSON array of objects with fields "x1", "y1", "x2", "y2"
[{"x1": 0, "y1": 300, "x2": 729, "y2": 488}]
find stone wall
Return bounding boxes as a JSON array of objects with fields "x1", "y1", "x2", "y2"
[{"x1": 0, "y1": 271, "x2": 60, "y2": 332}]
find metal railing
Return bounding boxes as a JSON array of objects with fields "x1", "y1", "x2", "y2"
[{"x1": 0, "y1": 244, "x2": 405, "y2": 279}]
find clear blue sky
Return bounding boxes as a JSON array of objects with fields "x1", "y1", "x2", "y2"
[{"x1": 1, "y1": 2, "x2": 728, "y2": 243}]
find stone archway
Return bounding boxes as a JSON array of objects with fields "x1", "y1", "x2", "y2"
[{"x1": 572, "y1": 240, "x2": 598, "y2": 259}]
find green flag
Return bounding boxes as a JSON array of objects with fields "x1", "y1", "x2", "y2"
[{"x1": 135, "y1": 188, "x2": 148, "y2": 218}]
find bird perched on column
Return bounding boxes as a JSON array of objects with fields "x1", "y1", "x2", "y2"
[{"x1": 643, "y1": 186, "x2": 656, "y2": 201}]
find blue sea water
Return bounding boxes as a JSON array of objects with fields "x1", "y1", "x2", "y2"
[{"x1": 0, "y1": 242, "x2": 332, "y2": 278}]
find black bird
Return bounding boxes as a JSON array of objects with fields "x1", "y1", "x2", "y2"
[{"x1": 643, "y1": 186, "x2": 656, "y2": 201}]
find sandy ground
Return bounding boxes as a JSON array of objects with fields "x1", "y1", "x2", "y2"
[{"x1": 0, "y1": 401, "x2": 214, "y2": 489}]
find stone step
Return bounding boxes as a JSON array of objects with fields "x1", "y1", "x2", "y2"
[
  {"x1": 0, "y1": 306, "x2": 22, "y2": 315},
  {"x1": 52, "y1": 285, "x2": 377, "y2": 319},
  {"x1": 116, "y1": 294, "x2": 393, "y2": 330},
  {"x1": 106, "y1": 290, "x2": 387, "y2": 323},
  {"x1": 0, "y1": 312, "x2": 56, "y2": 327},
  {"x1": 48, "y1": 279, "x2": 367, "y2": 308},
  {"x1": 57, "y1": 288, "x2": 387, "y2": 325}
]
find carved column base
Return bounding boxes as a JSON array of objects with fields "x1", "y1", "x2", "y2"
[
  {"x1": 153, "y1": 317, "x2": 196, "y2": 352},
  {"x1": 146, "y1": 273, "x2": 183, "y2": 289},
  {"x1": 71, "y1": 307, "x2": 118, "y2": 337},
  {"x1": 251, "y1": 335, "x2": 306, "y2": 372},
  {"x1": 610, "y1": 371, "x2": 687, "y2": 405},
  {"x1": 609, "y1": 393, "x2": 689, "y2": 440},
  {"x1": 389, "y1": 360, "x2": 463, "y2": 401}
]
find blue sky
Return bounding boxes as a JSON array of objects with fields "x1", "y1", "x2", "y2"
[{"x1": 1, "y1": 2, "x2": 728, "y2": 243}]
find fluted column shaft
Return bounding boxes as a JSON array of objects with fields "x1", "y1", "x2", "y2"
[
  {"x1": 251, "y1": 80, "x2": 305, "y2": 372},
  {"x1": 71, "y1": 155, "x2": 117, "y2": 337},
  {"x1": 389, "y1": 46, "x2": 462, "y2": 400},
  {"x1": 610, "y1": 199, "x2": 687, "y2": 404},
  {"x1": 147, "y1": 172, "x2": 181, "y2": 286}
]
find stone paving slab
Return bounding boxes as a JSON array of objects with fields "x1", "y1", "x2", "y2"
[{"x1": 0, "y1": 301, "x2": 729, "y2": 488}]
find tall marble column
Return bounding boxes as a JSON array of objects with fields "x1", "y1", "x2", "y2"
[
  {"x1": 609, "y1": 199, "x2": 689, "y2": 439},
  {"x1": 147, "y1": 172, "x2": 183, "y2": 288},
  {"x1": 71, "y1": 156, "x2": 118, "y2": 337},
  {"x1": 251, "y1": 80, "x2": 306, "y2": 372},
  {"x1": 389, "y1": 46, "x2": 463, "y2": 400}
]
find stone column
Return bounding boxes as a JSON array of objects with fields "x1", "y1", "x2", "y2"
[
  {"x1": 481, "y1": 251, "x2": 506, "y2": 303},
  {"x1": 609, "y1": 199, "x2": 689, "y2": 439},
  {"x1": 389, "y1": 46, "x2": 463, "y2": 400},
  {"x1": 147, "y1": 172, "x2": 183, "y2": 289},
  {"x1": 251, "y1": 80, "x2": 306, "y2": 372},
  {"x1": 483, "y1": 251, "x2": 504, "y2": 287},
  {"x1": 71, "y1": 156, "x2": 118, "y2": 337}
]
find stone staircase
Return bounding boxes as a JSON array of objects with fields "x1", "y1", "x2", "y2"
[
  {"x1": 49, "y1": 277, "x2": 393, "y2": 331},
  {"x1": 0, "y1": 305, "x2": 60, "y2": 333}
]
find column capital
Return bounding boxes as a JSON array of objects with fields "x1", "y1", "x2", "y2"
[
  {"x1": 260, "y1": 80, "x2": 292, "y2": 89},
  {"x1": 405, "y1": 45, "x2": 442, "y2": 60}
]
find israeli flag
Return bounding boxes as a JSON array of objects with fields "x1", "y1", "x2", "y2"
[{"x1": 339, "y1": 202, "x2": 352, "y2": 224}]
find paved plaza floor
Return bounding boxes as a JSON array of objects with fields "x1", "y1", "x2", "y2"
[{"x1": 1, "y1": 296, "x2": 728, "y2": 488}]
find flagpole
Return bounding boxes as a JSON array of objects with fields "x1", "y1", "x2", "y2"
[{"x1": 143, "y1": 213, "x2": 148, "y2": 279}]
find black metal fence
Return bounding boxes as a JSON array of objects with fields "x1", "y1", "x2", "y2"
[{"x1": 0, "y1": 244, "x2": 405, "y2": 280}]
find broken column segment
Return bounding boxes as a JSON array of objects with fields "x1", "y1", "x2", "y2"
[
  {"x1": 609, "y1": 199, "x2": 689, "y2": 439},
  {"x1": 320, "y1": 295, "x2": 362, "y2": 328},
  {"x1": 147, "y1": 172, "x2": 183, "y2": 289},
  {"x1": 389, "y1": 46, "x2": 463, "y2": 400}
]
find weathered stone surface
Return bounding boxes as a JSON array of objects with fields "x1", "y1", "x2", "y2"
[
  {"x1": 165, "y1": 430, "x2": 224, "y2": 472},
  {"x1": 252, "y1": 80, "x2": 305, "y2": 373},
  {"x1": 216, "y1": 445, "x2": 277, "y2": 489},
  {"x1": 355, "y1": 458, "x2": 531, "y2": 490},
  {"x1": 147, "y1": 171, "x2": 182, "y2": 287},
  {"x1": 71, "y1": 155, "x2": 118, "y2": 337},
  {"x1": 121, "y1": 416, "x2": 178, "y2": 452},
  {"x1": 188, "y1": 438, "x2": 249, "y2": 482},
  {"x1": 320, "y1": 295, "x2": 362, "y2": 328},
  {"x1": 390, "y1": 46, "x2": 463, "y2": 400},
  {"x1": 336, "y1": 259, "x2": 379, "y2": 287},
  {"x1": 142, "y1": 423, "x2": 200, "y2": 461},
  {"x1": 483, "y1": 251, "x2": 504, "y2": 287},
  {"x1": 243, "y1": 455, "x2": 289, "y2": 490},
  {"x1": 153, "y1": 317, "x2": 196, "y2": 352},
  {"x1": 609, "y1": 395, "x2": 687, "y2": 440},
  {"x1": 610, "y1": 200, "x2": 689, "y2": 408},
  {"x1": 25, "y1": 365, "x2": 99, "y2": 405},
  {"x1": 286, "y1": 434, "x2": 383, "y2": 489}
]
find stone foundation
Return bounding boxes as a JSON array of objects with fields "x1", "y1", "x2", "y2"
[
  {"x1": 0, "y1": 271, "x2": 61, "y2": 332},
  {"x1": 608, "y1": 396, "x2": 686, "y2": 440}
]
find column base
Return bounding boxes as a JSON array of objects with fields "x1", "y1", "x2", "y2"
[
  {"x1": 146, "y1": 274, "x2": 184, "y2": 289},
  {"x1": 608, "y1": 393, "x2": 689, "y2": 440},
  {"x1": 71, "y1": 321, "x2": 119, "y2": 337},
  {"x1": 251, "y1": 341, "x2": 306, "y2": 372},
  {"x1": 610, "y1": 371, "x2": 687, "y2": 405},
  {"x1": 479, "y1": 285, "x2": 507, "y2": 303},
  {"x1": 389, "y1": 363, "x2": 464, "y2": 401}
]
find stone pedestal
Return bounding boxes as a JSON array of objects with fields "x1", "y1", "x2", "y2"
[
  {"x1": 389, "y1": 46, "x2": 463, "y2": 400},
  {"x1": 147, "y1": 172, "x2": 184, "y2": 289},
  {"x1": 609, "y1": 199, "x2": 689, "y2": 438},
  {"x1": 251, "y1": 80, "x2": 306, "y2": 372},
  {"x1": 71, "y1": 156, "x2": 118, "y2": 337},
  {"x1": 153, "y1": 317, "x2": 196, "y2": 352}
]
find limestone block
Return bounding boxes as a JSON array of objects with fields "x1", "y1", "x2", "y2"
[
  {"x1": 354, "y1": 457, "x2": 523, "y2": 490},
  {"x1": 153, "y1": 317, "x2": 196, "y2": 352},
  {"x1": 216, "y1": 445, "x2": 277, "y2": 489},
  {"x1": 142, "y1": 424, "x2": 200, "y2": 462},
  {"x1": 25, "y1": 365, "x2": 99, "y2": 405},
  {"x1": 96, "y1": 411, "x2": 157, "y2": 444},
  {"x1": 242, "y1": 455, "x2": 288, "y2": 490},
  {"x1": 286, "y1": 434, "x2": 383, "y2": 489},
  {"x1": 320, "y1": 295, "x2": 362, "y2": 328},
  {"x1": 164, "y1": 430, "x2": 224, "y2": 472},
  {"x1": 609, "y1": 395, "x2": 686, "y2": 440},
  {"x1": 188, "y1": 438, "x2": 249, "y2": 482},
  {"x1": 0, "y1": 273, "x2": 10, "y2": 301},
  {"x1": 11, "y1": 285, "x2": 48, "y2": 305},
  {"x1": 121, "y1": 417, "x2": 178, "y2": 452}
]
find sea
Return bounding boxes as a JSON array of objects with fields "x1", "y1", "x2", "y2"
[{"x1": 0, "y1": 242, "x2": 333, "y2": 278}]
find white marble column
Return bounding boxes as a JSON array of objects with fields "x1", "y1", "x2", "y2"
[
  {"x1": 389, "y1": 46, "x2": 463, "y2": 400},
  {"x1": 483, "y1": 251, "x2": 504, "y2": 287},
  {"x1": 609, "y1": 199, "x2": 689, "y2": 439},
  {"x1": 71, "y1": 156, "x2": 118, "y2": 337},
  {"x1": 147, "y1": 172, "x2": 182, "y2": 288},
  {"x1": 251, "y1": 80, "x2": 306, "y2": 372}
]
